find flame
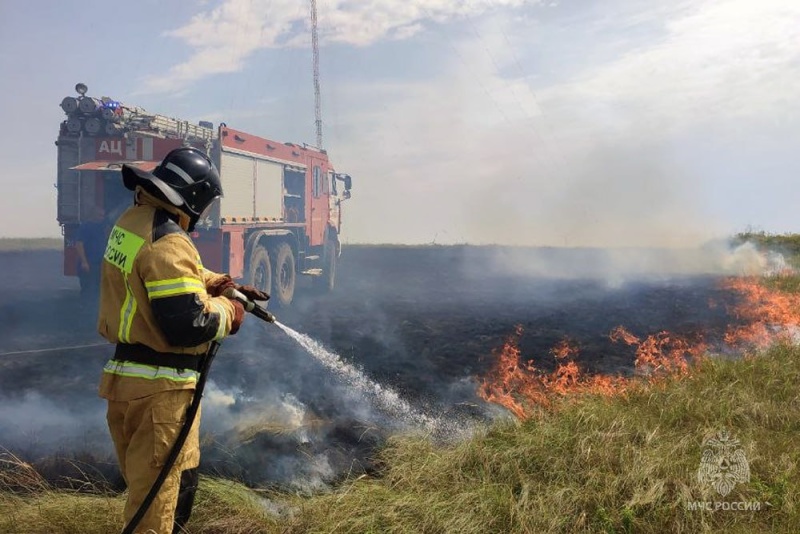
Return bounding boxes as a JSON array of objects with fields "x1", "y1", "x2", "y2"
[
  {"x1": 610, "y1": 326, "x2": 706, "y2": 378},
  {"x1": 479, "y1": 274, "x2": 800, "y2": 419},
  {"x1": 477, "y1": 328, "x2": 627, "y2": 419},
  {"x1": 609, "y1": 326, "x2": 639, "y2": 346},
  {"x1": 721, "y1": 276, "x2": 800, "y2": 349},
  {"x1": 551, "y1": 338, "x2": 579, "y2": 360},
  {"x1": 478, "y1": 325, "x2": 702, "y2": 419},
  {"x1": 476, "y1": 325, "x2": 537, "y2": 419}
]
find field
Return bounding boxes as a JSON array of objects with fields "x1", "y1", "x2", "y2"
[
  {"x1": 0, "y1": 238, "x2": 61, "y2": 251},
  {"x1": 1, "y1": 243, "x2": 796, "y2": 532}
]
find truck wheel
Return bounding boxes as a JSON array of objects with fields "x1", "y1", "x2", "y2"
[
  {"x1": 271, "y1": 242, "x2": 296, "y2": 307},
  {"x1": 247, "y1": 245, "x2": 272, "y2": 296},
  {"x1": 313, "y1": 238, "x2": 337, "y2": 293}
]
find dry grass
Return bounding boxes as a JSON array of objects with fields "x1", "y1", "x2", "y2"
[
  {"x1": 0, "y1": 455, "x2": 278, "y2": 534},
  {"x1": 281, "y1": 342, "x2": 800, "y2": 533},
  {"x1": 2, "y1": 342, "x2": 798, "y2": 533},
  {"x1": 0, "y1": 452, "x2": 123, "y2": 533}
]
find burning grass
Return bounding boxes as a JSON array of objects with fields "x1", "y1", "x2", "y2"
[
  {"x1": 286, "y1": 341, "x2": 800, "y2": 533},
  {"x1": 476, "y1": 328, "x2": 633, "y2": 419},
  {"x1": 4, "y1": 341, "x2": 800, "y2": 532},
  {"x1": 474, "y1": 323, "x2": 711, "y2": 421},
  {"x1": 2, "y1": 272, "x2": 800, "y2": 533},
  {"x1": 477, "y1": 272, "x2": 800, "y2": 421}
]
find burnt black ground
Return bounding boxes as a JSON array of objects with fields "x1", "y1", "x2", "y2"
[{"x1": 0, "y1": 246, "x2": 742, "y2": 490}]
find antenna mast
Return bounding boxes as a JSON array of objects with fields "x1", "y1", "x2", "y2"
[{"x1": 310, "y1": 0, "x2": 323, "y2": 149}]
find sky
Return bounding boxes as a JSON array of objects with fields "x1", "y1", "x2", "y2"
[{"x1": 0, "y1": 0, "x2": 798, "y2": 246}]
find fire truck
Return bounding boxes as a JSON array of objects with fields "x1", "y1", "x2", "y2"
[{"x1": 56, "y1": 83, "x2": 352, "y2": 307}]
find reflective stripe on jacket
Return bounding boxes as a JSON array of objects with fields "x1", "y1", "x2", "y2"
[{"x1": 102, "y1": 359, "x2": 200, "y2": 383}]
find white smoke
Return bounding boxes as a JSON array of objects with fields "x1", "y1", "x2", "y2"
[
  {"x1": 468, "y1": 241, "x2": 791, "y2": 286},
  {"x1": 0, "y1": 392, "x2": 110, "y2": 456},
  {"x1": 718, "y1": 242, "x2": 789, "y2": 276}
]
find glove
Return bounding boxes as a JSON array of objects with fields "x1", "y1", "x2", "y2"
[
  {"x1": 207, "y1": 276, "x2": 269, "y2": 302},
  {"x1": 207, "y1": 275, "x2": 236, "y2": 297},
  {"x1": 235, "y1": 284, "x2": 270, "y2": 302},
  {"x1": 228, "y1": 298, "x2": 245, "y2": 335}
]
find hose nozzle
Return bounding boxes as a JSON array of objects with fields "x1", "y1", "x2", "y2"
[{"x1": 222, "y1": 287, "x2": 277, "y2": 323}]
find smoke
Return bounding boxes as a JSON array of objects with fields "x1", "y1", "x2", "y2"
[
  {"x1": 318, "y1": 0, "x2": 800, "y2": 247},
  {"x1": 325, "y1": 17, "x2": 728, "y2": 247},
  {"x1": 0, "y1": 242, "x2": 789, "y2": 491},
  {"x1": 458, "y1": 240, "x2": 790, "y2": 291},
  {"x1": 461, "y1": 148, "x2": 712, "y2": 248},
  {"x1": 717, "y1": 242, "x2": 789, "y2": 276},
  {"x1": 195, "y1": 316, "x2": 480, "y2": 490},
  {"x1": 200, "y1": 380, "x2": 342, "y2": 491},
  {"x1": 0, "y1": 391, "x2": 110, "y2": 457}
]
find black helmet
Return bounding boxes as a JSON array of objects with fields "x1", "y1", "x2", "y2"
[{"x1": 122, "y1": 147, "x2": 222, "y2": 231}]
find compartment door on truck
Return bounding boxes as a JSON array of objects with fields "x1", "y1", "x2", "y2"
[
  {"x1": 218, "y1": 149, "x2": 283, "y2": 222},
  {"x1": 308, "y1": 155, "x2": 329, "y2": 247}
]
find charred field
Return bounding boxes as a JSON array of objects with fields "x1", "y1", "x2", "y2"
[{"x1": 0, "y1": 245, "x2": 752, "y2": 491}]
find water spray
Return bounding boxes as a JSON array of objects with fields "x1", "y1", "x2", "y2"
[
  {"x1": 125, "y1": 288, "x2": 455, "y2": 533},
  {"x1": 227, "y1": 288, "x2": 454, "y2": 433},
  {"x1": 275, "y1": 324, "x2": 440, "y2": 431}
]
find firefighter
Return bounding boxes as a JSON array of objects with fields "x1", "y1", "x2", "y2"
[
  {"x1": 75, "y1": 206, "x2": 107, "y2": 299},
  {"x1": 76, "y1": 200, "x2": 129, "y2": 301},
  {"x1": 97, "y1": 147, "x2": 268, "y2": 533}
]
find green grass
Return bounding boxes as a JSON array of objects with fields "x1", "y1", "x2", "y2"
[{"x1": 0, "y1": 238, "x2": 62, "y2": 251}]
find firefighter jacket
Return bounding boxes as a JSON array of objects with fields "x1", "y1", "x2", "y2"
[{"x1": 98, "y1": 188, "x2": 236, "y2": 401}]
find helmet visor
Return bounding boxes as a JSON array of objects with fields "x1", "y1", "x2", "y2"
[{"x1": 198, "y1": 196, "x2": 220, "y2": 220}]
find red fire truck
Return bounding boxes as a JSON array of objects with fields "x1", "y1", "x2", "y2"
[{"x1": 56, "y1": 83, "x2": 352, "y2": 306}]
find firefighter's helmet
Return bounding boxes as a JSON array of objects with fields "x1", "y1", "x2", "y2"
[{"x1": 122, "y1": 147, "x2": 222, "y2": 231}]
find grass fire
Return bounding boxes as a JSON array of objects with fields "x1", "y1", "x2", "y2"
[
  {"x1": 1, "y1": 237, "x2": 800, "y2": 532},
  {"x1": 478, "y1": 269, "x2": 800, "y2": 422},
  {"x1": 2, "y1": 0, "x2": 798, "y2": 530}
]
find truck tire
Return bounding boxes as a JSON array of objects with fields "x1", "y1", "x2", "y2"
[
  {"x1": 271, "y1": 242, "x2": 296, "y2": 307},
  {"x1": 313, "y1": 238, "x2": 337, "y2": 293},
  {"x1": 247, "y1": 244, "x2": 272, "y2": 296}
]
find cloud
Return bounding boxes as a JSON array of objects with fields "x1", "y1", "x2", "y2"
[
  {"x1": 537, "y1": 0, "x2": 800, "y2": 143},
  {"x1": 323, "y1": 0, "x2": 800, "y2": 246},
  {"x1": 139, "y1": 0, "x2": 537, "y2": 94},
  {"x1": 134, "y1": 0, "x2": 799, "y2": 246}
]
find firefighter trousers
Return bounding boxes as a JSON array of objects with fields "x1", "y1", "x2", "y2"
[{"x1": 107, "y1": 389, "x2": 201, "y2": 534}]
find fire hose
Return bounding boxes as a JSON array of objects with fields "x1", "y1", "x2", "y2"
[{"x1": 122, "y1": 288, "x2": 275, "y2": 534}]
